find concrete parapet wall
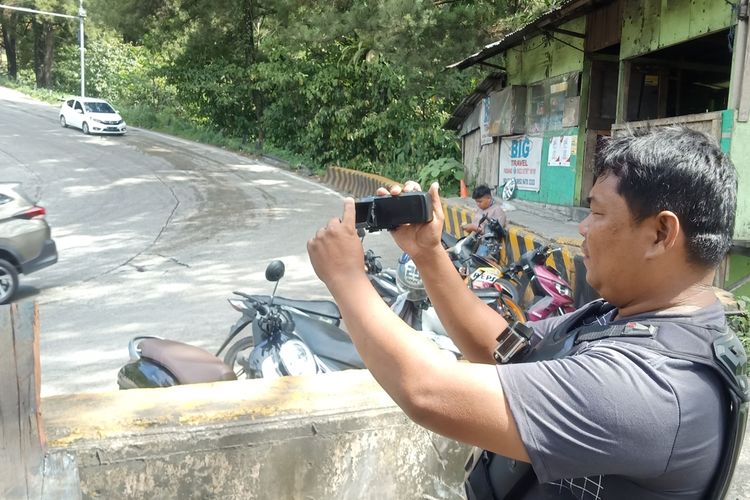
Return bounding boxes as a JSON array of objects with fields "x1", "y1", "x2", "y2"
[
  {"x1": 321, "y1": 166, "x2": 400, "y2": 199},
  {"x1": 44, "y1": 370, "x2": 470, "y2": 499}
]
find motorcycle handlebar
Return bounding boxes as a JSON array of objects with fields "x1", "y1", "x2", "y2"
[{"x1": 232, "y1": 291, "x2": 271, "y2": 315}]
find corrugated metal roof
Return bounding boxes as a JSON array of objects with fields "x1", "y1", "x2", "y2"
[
  {"x1": 447, "y1": 0, "x2": 613, "y2": 71},
  {"x1": 443, "y1": 73, "x2": 505, "y2": 131}
]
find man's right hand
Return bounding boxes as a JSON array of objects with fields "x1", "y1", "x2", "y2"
[{"x1": 376, "y1": 181, "x2": 444, "y2": 262}]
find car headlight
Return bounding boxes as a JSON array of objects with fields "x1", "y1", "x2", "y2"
[
  {"x1": 555, "y1": 282, "x2": 573, "y2": 297},
  {"x1": 279, "y1": 339, "x2": 318, "y2": 376}
]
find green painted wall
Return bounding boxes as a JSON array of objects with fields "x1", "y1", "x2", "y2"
[
  {"x1": 502, "y1": 18, "x2": 584, "y2": 206},
  {"x1": 730, "y1": 119, "x2": 750, "y2": 242},
  {"x1": 514, "y1": 129, "x2": 579, "y2": 205},
  {"x1": 727, "y1": 253, "x2": 750, "y2": 297},
  {"x1": 506, "y1": 18, "x2": 585, "y2": 85},
  {"x1": 621, "y1": 0, "x2": 734, "y2": 59}
]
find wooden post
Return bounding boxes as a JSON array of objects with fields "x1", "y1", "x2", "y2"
[
  {"x1": 1, "y1": 302, "x2": 45, "y2": 498},
  {"x1": 0, "y1": 303, "x2": 81, "y2": 499}
]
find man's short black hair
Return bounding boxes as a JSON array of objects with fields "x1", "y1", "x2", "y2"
[
  {"x1": 472, "y1": 185, "x2": 492, "y2": 200},
  {"x1": 594, "y1": 127, "x2": 737, "y2": 267}
]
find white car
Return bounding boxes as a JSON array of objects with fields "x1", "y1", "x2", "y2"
[{"x1": 59, "y1": 97, "x2": 127, "y2": 135}]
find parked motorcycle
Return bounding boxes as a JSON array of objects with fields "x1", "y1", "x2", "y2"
[
  {"x1": 364, "y1": 247, "x2": 400, "y2": 306},
  {"x1": 444, "y1": 214, "x2": 508, "y2": 272},
  {"x1": 513, "y1": 245, "x2": 576, "y2": 320},
  {"x1": 117, "y1": 260, "x2": 364, "y2": 389},
  {"x1": 364, "y1": 243, "x2": 525, "y2": 333},
  {"x1": 472, "y1": 245, "x2": 576, "y2": 321}
]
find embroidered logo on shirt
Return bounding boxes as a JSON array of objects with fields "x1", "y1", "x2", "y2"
[{"x1": 623, "y1": 322, "x2": 658, "y2": 337}]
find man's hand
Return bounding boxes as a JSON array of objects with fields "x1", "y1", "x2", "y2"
[
  {"x1": 307, "y1": 198, "x2": 365, "y2": 291},
  {"x1": 375, "y1": 181, "x2": 444, "y2": 262},
  {"x1": 462, "y1": 222, "x2": 478, "y2": 234}
]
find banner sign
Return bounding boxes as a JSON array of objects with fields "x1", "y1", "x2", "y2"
[
  {"x1": 479, "y1": 96, "x2": 493, "y2": 145},
  {"x1": 499, "y1": 135, "x2": 543, "y2": 192}
]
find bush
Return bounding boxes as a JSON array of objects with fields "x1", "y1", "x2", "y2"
[
  {"x1": 416, "y1": 157, "x2": 465, "y2": 196},
  {"x1": 728, "y1": 295, "x2": 750, "y2": 355}
]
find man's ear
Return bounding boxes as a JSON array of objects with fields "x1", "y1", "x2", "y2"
[{"x1": 644, "y1": 210, "x2": 681, "y2": 259}]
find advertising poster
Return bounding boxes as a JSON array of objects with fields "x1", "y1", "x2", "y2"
[
  {"x1": 548, "y1": 135, "x2": 573, "y2": 167},
  {"x1": 480, "y1": 96, "x2": 493, "y2": 146},
  {"x1": 499, "y1": 135, "x2": 543, "y2": 192}
]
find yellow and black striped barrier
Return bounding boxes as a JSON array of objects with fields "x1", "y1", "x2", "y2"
[
  {"x1": 322, "y1": 166, "x2": 595, "y2": 305},
  {"x1": 321, "y1": 166, "x2": 400, "y2": 199}
]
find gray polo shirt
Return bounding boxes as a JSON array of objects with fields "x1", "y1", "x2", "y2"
[{"x1": 496, "y1": 301, "x2": 727, "y2": 499}]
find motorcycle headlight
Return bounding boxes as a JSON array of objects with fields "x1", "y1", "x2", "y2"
[
  {"x1": 555, "y1": 282, "x2": 573, "y2": 297},
  {"x1": 247, "y1": 343, "x2": 282, "y2": 379},
  {"x1": 279, "y1": 340, "x2": 318, "y2": 376},
  {"x1": 260, "y1": 351, "x2": 282, "y2": 379}
]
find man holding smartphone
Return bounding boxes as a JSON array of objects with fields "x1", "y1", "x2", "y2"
[{"x1": 307, "y1": 128, "x2": 746, "y2": 499}]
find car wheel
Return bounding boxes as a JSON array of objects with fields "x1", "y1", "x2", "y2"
[
  {"x1": 82, "y1": 122, "x2": 89, "y2": 135},
  {"x1": 0, "y1": 259, "x2": 19, "y2": 305},
  {"x1": 59, "y1": 115, "x2": 67, "y2": 128}
]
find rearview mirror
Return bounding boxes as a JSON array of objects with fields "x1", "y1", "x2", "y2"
[{"x1": 265, "y1": 260, "x2": 285, "y2": 282}]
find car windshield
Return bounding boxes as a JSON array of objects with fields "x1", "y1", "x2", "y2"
[{"x1": 84, "y1": 102, "x2": 115, "y2": 114}]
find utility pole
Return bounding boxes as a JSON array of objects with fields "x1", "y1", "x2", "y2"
[
  {"x1": 79, "y1": 0, "x2": 86, "y2": 97},
  {"x1": 0, "y1": 2, "x2": 86, "y2": 96}
]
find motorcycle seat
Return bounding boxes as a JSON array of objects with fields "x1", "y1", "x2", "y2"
[{"x1": 138, "y1": 338, "x2": 237, "y2": 384}]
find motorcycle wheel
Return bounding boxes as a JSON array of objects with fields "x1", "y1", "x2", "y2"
[
  {"x1": 497, "y1": 297, "x2": 526, "y2": 325},
  {"x1": 223, "y1": 337, "x2": 255, "y2": 378},
  {"x1": 496, "y1": 278, "x2": 521, "y2": 303}
]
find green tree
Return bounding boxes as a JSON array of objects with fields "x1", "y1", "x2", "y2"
[{"x1": 4, "y1": 0, "x2": 564, "y2": 181}]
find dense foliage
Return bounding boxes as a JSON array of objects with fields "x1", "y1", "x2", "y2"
[
  {"x1": 1, "y1": 0, "x2": 560, "y2": 191},
  {"x1": 728, "y1": 295, "x2": 750, "y2": 354}
]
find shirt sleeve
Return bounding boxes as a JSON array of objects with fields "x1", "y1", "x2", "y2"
[
  {"x1": 488, "y1": 202, "x2": 507, "y2": 228},
  {"x1": 497, "y1": 343, "x2": 680, "y2": 483},
  {"x1": 471, "y1": 209, "x2": 483, "y2": 227}
]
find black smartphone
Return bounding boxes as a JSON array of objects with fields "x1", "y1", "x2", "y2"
[{"x1": 355, "y1": 192, "x2": 433, "y2": 231}]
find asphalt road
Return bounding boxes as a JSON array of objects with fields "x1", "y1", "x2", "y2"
[{"x1": 0, "y1": 87, "x2": 402, "y2": 396}]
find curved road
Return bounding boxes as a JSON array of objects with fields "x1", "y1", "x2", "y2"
[{"x1": 0, "y1": 87, "x2": 400, "y2": 396}]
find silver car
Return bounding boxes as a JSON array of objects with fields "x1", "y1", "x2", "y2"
[{"x1": 0, "y1": 184, "x2": 58, "y2": 303}]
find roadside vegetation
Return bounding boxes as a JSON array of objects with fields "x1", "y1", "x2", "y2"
[
  {"x1": 728, "y1": 295, "x2": 750, "y2": 354},
  {"x1": 1, "y1": 0, "x2": 560, "y2": 194}
]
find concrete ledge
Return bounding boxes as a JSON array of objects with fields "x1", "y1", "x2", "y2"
[{"x1": 44, "y1": 370, "x2": 470, "y2": 499}]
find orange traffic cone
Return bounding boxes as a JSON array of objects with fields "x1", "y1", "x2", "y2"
[{"x1": 460, "y1": 179, "x2": 469, "y2": 198}]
